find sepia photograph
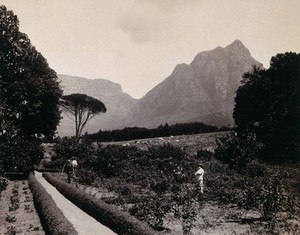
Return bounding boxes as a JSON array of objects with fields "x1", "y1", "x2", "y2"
[{"x1": 0, "y1": 1, "x2": 299, "y2": 234}]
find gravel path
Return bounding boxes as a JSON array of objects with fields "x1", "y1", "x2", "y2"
[{"x1": 34, "y1": 172, "x2": 117, "y2": 235}]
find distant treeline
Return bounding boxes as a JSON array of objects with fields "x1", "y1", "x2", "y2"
[{"x1": 86, "y1": 122, "x2": 230, "y2": 142}]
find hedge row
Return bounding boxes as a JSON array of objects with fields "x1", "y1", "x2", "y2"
[
  {"x1": 43, "y1": 172, "x2": 165, "y2": 235},
  {"x1": 36, "y1": 167, "x2": 61, "y2": 173},
  {"x1": 28, "y1": 173, "x2": 78, "y2": 235}
]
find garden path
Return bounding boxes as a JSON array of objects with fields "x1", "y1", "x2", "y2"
[{"x1": 34, "y1": 171, "x2": 117, "y2": 235}]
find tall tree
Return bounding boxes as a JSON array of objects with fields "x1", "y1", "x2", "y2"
[
  {"x1": 61, "y1": 93, "x2": 106, "y2": 138},
  {"x1": 233, "y1": 52, "x2": 300, "y2": 162},
  {"x1": 0, "y1": 5, "x2": 62, "y2": 138}
]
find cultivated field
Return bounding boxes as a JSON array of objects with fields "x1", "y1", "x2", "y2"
[
  {"x1": 103, "y1": 131, "x2": 228, "y2": 154},
  {"x1": 2, "y1": 131, "x2": 298, "y2": 235},
  {"x1": 57, "y1": 131, "x2": 299, "y2": 234},
  {"x1": 0, "y1": 180, "x2": 44, "y2": 235}
]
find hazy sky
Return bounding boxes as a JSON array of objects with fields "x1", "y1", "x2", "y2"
[{"x1": 1, "y1": 0, "x2": 299, "y2": 98}]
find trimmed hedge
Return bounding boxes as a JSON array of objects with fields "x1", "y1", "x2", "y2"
[
  {"x1": 43, "y1": 172, "x2": 165, "y2": 235},
  {"x1": 36, "y1": 167, "x2": 61, "y2": 173},
  {"x1": 28, "y1": 173, "x2": 78, "y2": 235}
]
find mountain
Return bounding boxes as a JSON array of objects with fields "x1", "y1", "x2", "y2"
[
  {"x1": 57, "y1": 75, "x2": 137, "y2": 136},
  {"x1": 57, "y1": 40, "x2": 262, "y2": 136},
  {"x1": 121, "y1": 40, "x2": 262, "y2": 128}
]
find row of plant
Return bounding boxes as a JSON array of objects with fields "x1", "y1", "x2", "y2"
[
  {"x1": 48, "y1": 136, "x2": 300, "y2": 234},
  {"x1": 28, "y1": 173, "x2": 77, "y2": 235},
  {"x1": 49, "y1": 137, "x2": 210, "y2": 233},
  {"x1": 43, "y1": 172, "x2": 163, "y2": 235},
  {"x1": 0, "y1": 180, "x2": 46, "y2": 234},
  {"x1": 4, "y1": 183, "x2": 20, "y2": 234},
  {"x1": 0, "y1": 176, "x2": 9, "y2": 192}
]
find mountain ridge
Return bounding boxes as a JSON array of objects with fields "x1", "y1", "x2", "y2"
[
  {"x1": 121, "y1": 40, "x2": 262, "y2": 128},
  {"x1": 57, "y1": 40, "x2": 262, "y2": 136},
  {"x1": 57, "y1": 74, "x2": 138, "y2": 136}
]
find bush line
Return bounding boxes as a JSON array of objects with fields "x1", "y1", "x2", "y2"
[
  {"x1": 28, "y1": 173, "x2": 78, "y2": 235},
  {"x1": 43, "y1": 172, "x2": 165, "y2": 235},
  {"x1": 36, "y1": 167, "x2": 61, "y2": 173}
]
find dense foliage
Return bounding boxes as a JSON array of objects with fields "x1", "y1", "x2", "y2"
[
  {"x1": 48, "y1": 136, "x2": 299, "y2": 234},
  {"x1": 61, "y1": 93, "x2": 106, "y2": 138},
  {"x1": 215, "y1": 132, "x2": 262, "y2": 168},
  {"x1": 0, "y1": 5, "x2": 60, "y2": 175},
  {"x1": 0, "y1": 135, "x2": 43, "y2": 173},
  {"x1": 49, "y1": 138, "x2": 203, "y2": 233},
  {"x1": 233, "y1": 52, "x2": 300, "y2": 162},
  {"x1": 87, "y1": 122, "x2": 226, "y2": 142},
  {"x1": 0, "y1": 5, "x2": 62, "y2": 138}
]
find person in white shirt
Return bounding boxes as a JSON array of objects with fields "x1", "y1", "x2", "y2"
[
  {"x1": 195, "y1": 164, "x2": 205, "y2": 193},
  {"x1": 71, "y1": 158, "x2": 78, "y2": 170},
  {"x1": 65, "y1": 157, "x2": 78, "y2": 183}
]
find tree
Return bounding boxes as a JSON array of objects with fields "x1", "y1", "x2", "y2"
[
  {"x1": 61, "y1": 93, "x2": 106, "y2": 138},
  {"x1": 233, "y1": 52, "x2": 300, "y2": 162},
  {"x1": 0, "y1": 135, "x2": 44, "y2": 173},
  {"x1": 0, "y1": 5, "x2": 62, "y2": 138}
]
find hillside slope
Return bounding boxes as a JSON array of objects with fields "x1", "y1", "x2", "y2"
[
  {"x1": 57, "y1": 75, "x2": 137, "y2": 136},
  {"x1": 122, "y1": 40, "x2": 262, "y2": 128}
]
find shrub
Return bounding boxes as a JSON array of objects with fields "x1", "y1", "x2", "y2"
[
  {"x1": 215, "y1": 132, "x2": 262, "y2": 168},
  {"x1": 52, "y1": 137, "x2": 95, "y2": 167},
  {"x1": 71, "y1": 143, "x2": 201, "y2": 232},
  {"x1": 246, "y1": 160, "x2": 266, "y2": 177},
  {"x1": 93, "y1": 144, "x2": 142, "y2": 178},
  {"x1": 0, "y1": 136, "x2": 43, "y2": 173},
  {"x1": 196, "y1": 150, "x2": 213, "y2": 161},
  {"x1": 150, "y1": 178, "x2": 169, "y2": 194},
  {"x1": 43, "y1": 172, "x2": 164, "y2": 235},
  {"x1": 243, "y1": 171, "x2": 298, "y2": 219},
  {"x1": 28, "y1": 173, "x2": 77, "y2": 235},
  {"x1": 119, "y1": 185, "x2": 133, "y2": 197},
  {"x1": 75, "y1": 169, "x2": 98, "y2": 185},
  {"x1": 0, "y1": 176, "x2": 9, "y2": 191},
  {"x1": 146, "y1": 144, "x2": 194, "y2": 182},
  {"x1": 129, "y1": 196, "x2": 171, "y2": 231}
]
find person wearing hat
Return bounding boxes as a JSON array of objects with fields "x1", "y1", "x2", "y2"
[
  {"x1": 195, "y1": 164, "x2": 205, "y2": 193},
  {"x1": 65, "y1": 157, "x2": 78, "y2": 183},
  {"x1": 70, "y1": 157, "x2": 78, "y2": 170}
]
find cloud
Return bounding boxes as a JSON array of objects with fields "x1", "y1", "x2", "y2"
[
  {"x1": 119, "y1": 17, "x2": 154, "y2": 44},
  {"x1": 3, "y1": 0, "x2": 299, "y2": 98},
  {"x1": 117, "y1": 1, "x2": 197, "y2": 45}
]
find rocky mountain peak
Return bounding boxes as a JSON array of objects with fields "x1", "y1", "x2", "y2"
[
  {"x1": 58, "y1": 40, "x2": 262, "y2": 134},
  {"x1": 122, "y1": 40, "x2": 262, "y2": 128},
  {"x1": 225, "y1": 39, "x2": 251, "y2": 57},
  {"x1": 170, "y1": 63, "x2": 190, "y2": 78},
  {"x1": 227, "y1": 39, "x2": 246, "y2": 48}
]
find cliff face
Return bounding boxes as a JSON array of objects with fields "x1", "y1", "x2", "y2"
[
  {"x1": 122, "y1": 40, "x2": 262, "y2": 128},
  {"x1": 57, "y1": 75, "x2": 137, "y2": 136}
]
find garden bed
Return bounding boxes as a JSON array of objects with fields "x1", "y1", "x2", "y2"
[
  {"x1": 43, "y1": 172, "x2": 163, "y2": 235},
  {"x1": 49, "y1": 132, "x2": 300, "y2": 234},
  {"x1": 0, "y1": 179, "x2": 45, "y2": 234},
  {"x1": 51, "y1": 173, "x2": 259, "y2": 234}
]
